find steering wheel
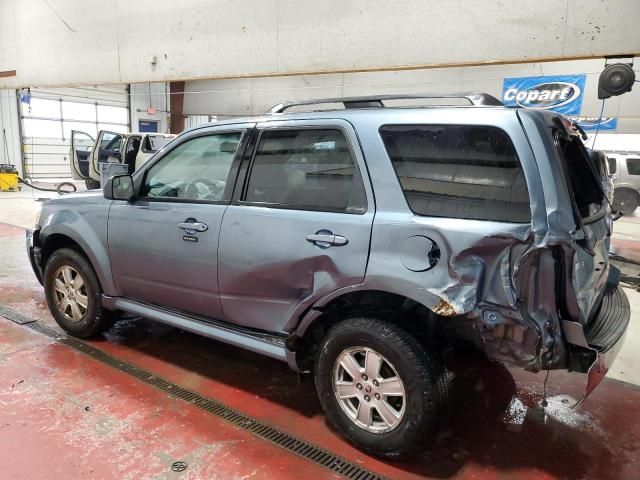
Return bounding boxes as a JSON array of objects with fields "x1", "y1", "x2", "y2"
[{"x1": 183, "y1": 178, "x2": 225, "y2": 200}]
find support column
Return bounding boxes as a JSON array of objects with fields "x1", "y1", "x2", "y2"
[{"x1": 169, "y1": 81, "x2": 185, "y2": 134}]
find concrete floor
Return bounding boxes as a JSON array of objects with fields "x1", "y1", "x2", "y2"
[{"x1": 2, "y1": 187, "x2": 640, "y2": 479}]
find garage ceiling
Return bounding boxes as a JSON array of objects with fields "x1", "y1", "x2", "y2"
[{"x1": 1, "y1": 0, "x2": 639, "y2": 88}]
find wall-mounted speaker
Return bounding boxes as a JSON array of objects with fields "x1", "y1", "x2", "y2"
[{"x1": 598, "y1": 63, "x2": 636, "y2": 99}]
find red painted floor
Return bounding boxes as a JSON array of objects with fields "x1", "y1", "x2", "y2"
[
  {"x1": 2, "y1": 221, "x2": 640, "y2": 479},
  {"x1": 0, "y1": 320, "x2": 337, "y2": 480}
]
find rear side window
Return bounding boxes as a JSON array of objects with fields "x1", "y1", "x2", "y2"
[
  {"x1": 607, "y1": 156, "x2": 617, "y2": 174},
  {"x1": 379, "y1": 125, "x2": 531, "y2": 223},
  {"x1": 144, "y1": 135, "x2": 174, "y2": 153},
  {"x1": 626, "y1": 158, "x2": 640, "y2": 175},
  {"x1": 244, "y1": 129, "x2": 367, "y2": 213},
  {"x1": 555, "y1": 133, "x2": 604, "y2": 218}
]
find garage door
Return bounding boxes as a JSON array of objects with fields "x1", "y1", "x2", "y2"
[{"x1": 20, "y1": 85, "x2": 130, "y2": 179}]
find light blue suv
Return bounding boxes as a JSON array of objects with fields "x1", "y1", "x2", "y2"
[{"x1": 27, "y1": 94, "x2": 630, "y2": 458}]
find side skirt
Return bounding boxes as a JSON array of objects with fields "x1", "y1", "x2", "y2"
[{"x1": 102, "y1": 296, "x2": 289, "y2": 362}]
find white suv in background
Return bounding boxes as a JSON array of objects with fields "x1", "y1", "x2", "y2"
[
  {"x1": 70, "y1": 129, "x2": 175, "y2": 189},
  {"x1": 605, "y1": 152, "x2": 640, "y2": 215}
]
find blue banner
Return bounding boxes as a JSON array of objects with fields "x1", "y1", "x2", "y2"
[
  {"x1": 502, "y1": 74, "x2": 586, "y2": 115},
  {"x1": 573, "y1": 117, "x2": 618, "y2": 131}
]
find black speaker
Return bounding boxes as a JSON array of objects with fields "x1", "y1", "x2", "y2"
[{"x1": 598, "y1": 63, "x2": 636, "y2": 99}]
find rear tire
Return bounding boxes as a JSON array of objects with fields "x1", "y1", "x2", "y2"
[
  {"x1": 315, "y1": 316, "x2": 447, "y2": 458},
  {"x1": 44, "y1": 248, "x2": 115, "y2": 338},
  {"x1": 85, "y1": 178, "x2": 100, "y2": 190},
  {"x1": 613, "y1": 189, "x2": 639, "y2": 215}
]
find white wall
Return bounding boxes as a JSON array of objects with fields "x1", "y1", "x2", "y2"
[
  {"x1": 586, "y1": 134, "x2": 640, "y2": 152},
  {"x1": 0, "y1": 90, "x2": 23, "y2": 178},
  {"x1": 183, "y1": 58, "x2": 640, "y2": 133},
  {"x1": 130, "y1": 83, "x2": 170, "y2": 133},
  {"x1": 1, "y1": 0, "x2": 639, "y2": 88}
]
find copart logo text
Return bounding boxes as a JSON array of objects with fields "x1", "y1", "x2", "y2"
[{"x1": 503, "y1": 82, "x2": 582, "y2": 110}]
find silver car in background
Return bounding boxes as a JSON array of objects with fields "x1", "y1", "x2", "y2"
[{"x1": 604, "y1": 151, "x2": 640, "y2": 215}]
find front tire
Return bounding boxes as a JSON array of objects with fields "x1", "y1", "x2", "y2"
[
  {"x1": 315, "y1": 317, "x2": 447, "y2": 458},
  {"x1": 44, "y1": 248, "x2": 115, "y2": 338}
]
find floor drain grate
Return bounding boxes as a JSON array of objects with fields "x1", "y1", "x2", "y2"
[
  {"x1": 0, "y1": 306, "x2": 37, "y2": 325},
  {"x1": 1, "y1": 309, "x2": 386, "y2": 480}
]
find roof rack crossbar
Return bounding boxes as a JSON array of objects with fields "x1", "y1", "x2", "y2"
[{"x1": 267, "y1": 92, "x2": 503, "y2": 113}]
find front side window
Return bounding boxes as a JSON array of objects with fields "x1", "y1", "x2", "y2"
[
  {"x1": 142, "y1": 132, "x2": 242, "y2": 201},
  {"x1": 244, "y1": 129, "x2": 367, "y2": 213},
  {"x1": 380, "y1": 125, "x2": 531, "y2": 223},
  {"x1": 626, "y1": 158, "x2": 640, "y2": 176}
]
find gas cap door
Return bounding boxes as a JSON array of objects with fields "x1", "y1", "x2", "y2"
[{"x1": 400, "y1": 235, "x2": 440, "y2": 272}]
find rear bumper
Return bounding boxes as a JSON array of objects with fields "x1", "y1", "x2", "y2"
[
  {"x1": 564, "y1": 274, "x2": 630, "y2": 402},
  {"x1": 26, "y1": 229, "x2": 44, "y2": 285},
  {"x1": 582, "y1": 282, "x2": 630, "y2": 398}
]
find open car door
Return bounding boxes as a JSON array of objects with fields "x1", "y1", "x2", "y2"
[
  {"x1": 69, "y1": 130, "x2": 95, "y2": 180},
  {"x1": 90, "y1": 130, "x2": 125, "y2": 181}
]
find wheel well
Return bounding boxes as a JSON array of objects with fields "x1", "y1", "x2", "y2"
[
  {"x1": 292, "y1": 290, "x2": 464, "y2": 371},
  {"x1": 40, "y1": 234, "x2": 85, "y2": 270}
]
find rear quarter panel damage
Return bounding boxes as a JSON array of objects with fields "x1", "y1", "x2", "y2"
[{"x1": 296, "y1": 109, "x2": 580, "y2": 372}]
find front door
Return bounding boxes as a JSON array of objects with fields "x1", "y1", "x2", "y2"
[
  {"x1": 108, "y1": 125, "x2": 252, "y2": 319},
  {"x1": 70, "y1": 130, "x2": 95, "y2": 180},
  {"x1": 218, "y1": 120, "x2": 374, "y2": 332},
  {"x1": 123, "y1": 135, "x2": 142, "y2": 174}
]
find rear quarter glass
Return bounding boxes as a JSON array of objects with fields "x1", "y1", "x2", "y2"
[{"x1": 378, "y1": 124, "x2": 531, "y2": 223}]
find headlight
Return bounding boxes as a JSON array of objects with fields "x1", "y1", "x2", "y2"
[{"x1": 34, "y1": 202, "x2": 43, "y2": 228}]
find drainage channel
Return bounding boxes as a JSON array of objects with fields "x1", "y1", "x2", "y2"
[{"x1": 0, "y1": 307, "x2": 385, "y2": 480}]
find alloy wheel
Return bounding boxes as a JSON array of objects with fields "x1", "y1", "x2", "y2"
[
  {"x1": 332, "y1": 346, "x2": 406, "y2": 434},
  {"x1": 53, "y1": 265, "x2": 88, "y2": 322}
]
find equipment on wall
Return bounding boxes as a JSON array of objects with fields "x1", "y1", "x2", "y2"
[
  {"x1": 598, "y1": 59, "x2": 636, "y2": 99},
  {"x1": 0, "y1": 164, "x2": 18, "y2": 192}
]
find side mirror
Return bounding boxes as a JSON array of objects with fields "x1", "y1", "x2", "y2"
[{"x1": 103, "y1": 174, "x2": 135, "y2": 201}]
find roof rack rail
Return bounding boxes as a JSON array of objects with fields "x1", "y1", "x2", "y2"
[{"x1": 267, "y1": 92, "x2": 503, "y2": 113}]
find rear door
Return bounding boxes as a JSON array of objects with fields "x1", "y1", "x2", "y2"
[
  {"x1": 218, "y1": 119, "x2": 374, "y2": 332},
  {"x1": 90, "y1": 130, "x2": 125, "y2": 180},
  {"x1": 123, "y1": 135, "x2": 142, "y2": 174},
  {"x1": 69, "y1": 130, "x2": 95, "y2": 180}
]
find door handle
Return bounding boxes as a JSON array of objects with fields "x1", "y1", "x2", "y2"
[
  {"x1": 306, "y1": 233, "x2": 349, "y2": 247},
  {"x1": 178, "y1": 221, "x2": 208, "y2": 232}
]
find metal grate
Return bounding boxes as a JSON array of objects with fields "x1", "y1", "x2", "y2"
[
  {"x1": 0, "y1": 308, "x2": 385, "y2": 480},
  {"x1": 0, "y1": 305, "x2": 37, "y2": 325}
]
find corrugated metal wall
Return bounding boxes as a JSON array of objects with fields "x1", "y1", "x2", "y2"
[
  {"x1": 183, "y1": 58, "x2": 640, "y2": 134},
  {"x1": 20, "y1": 85, "x2": 129, "y2": 179},
  {"x1": 0, "y1": 89, "x2": 22, "y2": 177},
  {"x1": 184, "y1": 115, "x2": 216, "y2": 130}
]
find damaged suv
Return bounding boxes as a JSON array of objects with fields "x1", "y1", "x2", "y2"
[{"x1": 27, "y1": 93, "x2": 630, "y2": 458}]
